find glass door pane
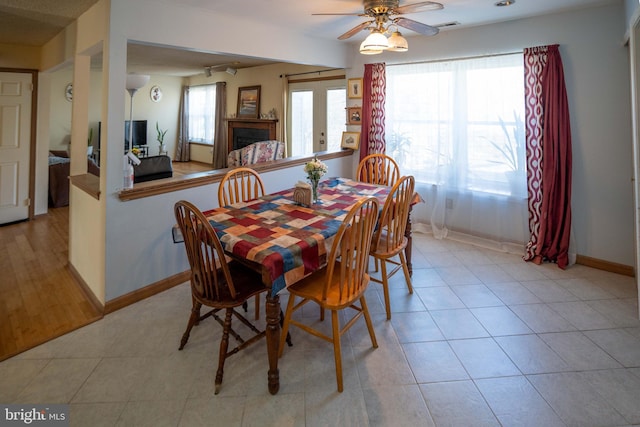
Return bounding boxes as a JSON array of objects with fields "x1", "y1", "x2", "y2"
[
  {"x1": 291, "y1": 90, "x2": 313, "y2": 156},
  {"x1": 327, "y1": 88, "x2": 346, "y2": 152}
]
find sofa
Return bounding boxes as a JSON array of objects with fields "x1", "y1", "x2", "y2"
[
  {"x1": 48, "y1": 150, "x2": 100, "y2": 208},
  {"x1": 227, "y1": 140, "x2": 285, "y2": 168},
  {"x1": 133, "y1": 155, "x2": 173, "y2": 183}
]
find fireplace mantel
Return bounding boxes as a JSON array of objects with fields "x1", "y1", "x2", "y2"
[{"x1": 227, "y1": 119, "x2": 278, "y2": 153}]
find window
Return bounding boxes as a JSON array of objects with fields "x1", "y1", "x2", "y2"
[
  {"x1": 386, "y1": 53, "x2": 525, "y2": 197},
  {"x1": 188, "y1": 84, "x2": 216, "y2": 144}
]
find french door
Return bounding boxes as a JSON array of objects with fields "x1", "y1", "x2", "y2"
[{"x1": 288, "y1": 79, "x2": 346, "y2": 156}]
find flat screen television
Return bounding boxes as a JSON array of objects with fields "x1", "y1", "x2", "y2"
[{"x1": 98, "y1": 120, "x2": 148, "y2": 152}]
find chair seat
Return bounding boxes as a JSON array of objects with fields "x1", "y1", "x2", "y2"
[
  {"x1": 195, "y1": 261, "x2": 266, "y2": 308},
  {"x1": 371, "y1": 233, "x2": 408, "y2": 259},
  {"x1": 287, "y1": 261, "x2": 371, "y2": 310}
]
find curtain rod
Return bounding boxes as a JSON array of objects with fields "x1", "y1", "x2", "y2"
[
  {"x1": 385, "y1": 50, "x2": 523, "y2": 68},
  {"x1": 280, "y1": 68, "x2": 343, "y2": 78}
]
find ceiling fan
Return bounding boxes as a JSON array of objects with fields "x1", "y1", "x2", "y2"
[{"x1": 314, "y1": 0, "x2": 443, "y2": 54}]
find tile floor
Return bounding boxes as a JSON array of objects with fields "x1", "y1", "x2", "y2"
[{"x1": 2, "y1": 233, "x2": 640, "y2": 426}]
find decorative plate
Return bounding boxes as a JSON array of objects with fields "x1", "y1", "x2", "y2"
[
  {"x1": 65, "y1": 83, "x2": 73, "y2": 102},
  {"x1": 150, "y1": 85, "x2": 162, "y2": 102}
]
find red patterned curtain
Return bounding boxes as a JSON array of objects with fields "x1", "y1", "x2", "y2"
[
  {"x1": 360, "y1": 63, "x2": 386, "y2": 161},
  {"x1": 523, "y1": 44, "x2": 573, "y2": 269}
]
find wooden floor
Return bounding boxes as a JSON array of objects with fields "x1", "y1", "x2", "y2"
[
  {"x1": 0, "y1": 207, "x2": 102, "y2": 362},
  {"x1": 171, "y1": 160, "x2": 212, "y2": 175},
  {"x1": 0, "y1": 161, "x2": 211, "y2": 362}
]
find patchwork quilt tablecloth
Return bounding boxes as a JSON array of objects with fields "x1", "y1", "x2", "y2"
[{"x1": 203, "y1": 177, "x2": 391, "y2": 295}]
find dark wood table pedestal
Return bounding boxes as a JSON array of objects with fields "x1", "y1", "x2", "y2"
[
  {"x1": 405, "y1": 207, "x2": 414, "y2": 276},
  {"x1": 265, "y1": 293, "x2": 281, "y2": 394}
]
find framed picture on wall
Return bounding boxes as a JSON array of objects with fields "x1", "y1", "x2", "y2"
[
  {"x1": 348, "y1": 78, "x2": 363, "y2": 99},
  {"x1": 237, "y1": 85, "x2": 261, "y2": 119},
  {"x1": 347, "y1": 106, "x2": 362, "y2": 125},
  {"x1": 341, "y1": 131, "x2": 361, "y2": 150}
]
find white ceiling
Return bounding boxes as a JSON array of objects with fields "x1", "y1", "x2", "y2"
[{"x1": 1, "y1": 0, "x2": 617, "y2": 76}]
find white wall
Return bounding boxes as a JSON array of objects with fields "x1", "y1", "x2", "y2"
[{"x1": 349, "y1": 2, "x2": 633, "y2": 267}]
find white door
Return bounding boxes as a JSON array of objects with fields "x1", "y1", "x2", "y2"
[
  {"x1": 288, "y1": 79, "x2": 346, "y2": 156},
  {"x1": 0, "y1": 72, "x2": 32, "y2": 224}
]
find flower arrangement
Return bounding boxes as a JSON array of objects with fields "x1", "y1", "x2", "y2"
[
  {"x1": 303, "y1": 156, "x2": 328, "y2": 203},
  {"x1": 304, "y1": 156, "x2": 328, "y2": 182},
  {"x1": 131, "y1": 147, "x2": 141, "y2": 157}
]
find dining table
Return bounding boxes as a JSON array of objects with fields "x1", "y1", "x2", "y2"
[{"x1": 173, "y1": 177, "x2": 418, "y2": 394}]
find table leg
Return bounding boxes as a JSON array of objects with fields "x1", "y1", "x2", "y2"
[
  {"x1": 405, "y1": 207, "x2": 414, "y2": 277},
  {"x1": 265, "y1": 293, "x2": 281, "y2": 394}
]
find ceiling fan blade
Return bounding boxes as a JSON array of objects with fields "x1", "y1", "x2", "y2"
[
  {"x1": 394, "y1": 1, "x2": 443, "y2": 15},
  {"x1": 338, "y1": 21, "x2": 373, "y2": 40},
  {"x1": 394, "y1": 17, "x2": 439, "y2": 36},
  {"x1": 312, "y1": 12, "x2": 366, "y2": 16}
]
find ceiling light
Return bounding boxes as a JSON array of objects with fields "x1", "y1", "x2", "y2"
[
  {"x1": 225, "y1": 67, "x2": 237, "y2": 75},
  {"x1": 387, "y1": 31, "x2": 408, "y2": 52},
  {"x1": 360, "y1": 39, "x2": 383, "y2": 55},
  {"x1": 495, "y1": 0, "x2": 515, "y2": 6},
  {"x1": 204, "y1": 67, "x2": 212, "y2": 77},
  {"x1": 362, "y1": 30, "x2": 389, "y2": 51}
]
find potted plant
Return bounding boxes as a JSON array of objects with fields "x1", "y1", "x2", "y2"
[
  {"x1": 156, "y1": 121, "x2": 168, "y2": 155},
  {"x1": 483, "y1": 111, "x2": 525, "y2": 194}
]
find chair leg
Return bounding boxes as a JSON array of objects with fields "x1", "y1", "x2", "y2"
[
  {"x1": 279, "y1": 295, "x2": 296, "y2": 357},
  {"x1": 179, "y1": 301, "x2": 202, "y2": 350},
  {"x1": 360, "y1": 296, "x2": 378, "y2": 349},
  {"x1": 331, "y1": 310, "x2": 343, "y2": 392},
  {"x1": 215, "y1": 309, "x2": 233, "y2": 395},
  {"x1": 380, "y1": 260, "x2": 392, "y2": 320},
  {"x1": 399, "y1": 251, "x2": 413, "y2": 294},
  {"x1": 255, "y1": 295, "x2": 260, "y2": 320}
]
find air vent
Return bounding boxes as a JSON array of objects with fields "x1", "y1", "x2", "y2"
[{"x1": 435, "y1": 21, "x2": 460, "y2": 28}]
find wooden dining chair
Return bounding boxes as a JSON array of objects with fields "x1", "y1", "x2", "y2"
[
  {"x1": 278, "y1": 197, "x2": 380, "y2": 392},
  {"x1": 356, "y1": 153, "x2": 401, "y2": 186},
  {"x1": 218, "y1": 167, "x2": 265, "y2": 206},
  {"x1": 369, "y1": 175, "x2": 416, "y2": 320},
  {"x1": 218, "y1": 167, "x2": 265, "y2": 318},
  {"x1": 174, "y1": 200, "x2": 267, "y2": 394}
]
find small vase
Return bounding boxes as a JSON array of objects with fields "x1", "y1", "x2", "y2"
[
  {"x1": 310, "y1": 178, "x2": 320, "y2": 204},
  {"x1": 159, "y1": 143, "x2": 166, "y2": 155}
]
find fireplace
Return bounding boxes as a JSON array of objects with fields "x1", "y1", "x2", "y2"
[{"x1": 227, "y1": 119, "x2": 278, "y2": 153}]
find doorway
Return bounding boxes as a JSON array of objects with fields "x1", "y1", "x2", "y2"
[{"x1": 288, "y1": 78, "x2": 346, "y2": 156}]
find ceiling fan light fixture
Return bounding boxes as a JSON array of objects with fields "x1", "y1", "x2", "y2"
[
  {"x1": 362, "y1": 30, "x2": 389, "y2": 51},
  {"x1": 360, "y1": 39, "x2": 383, "y2": 55},
  {"x1": 387, "y1": 30, "x2": 408, "y2": 52}
]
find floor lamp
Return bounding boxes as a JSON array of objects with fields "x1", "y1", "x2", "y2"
[{"x1": 125, "y1": 74, "x2": 150, "y2": 152}]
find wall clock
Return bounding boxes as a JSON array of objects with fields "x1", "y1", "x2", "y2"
[
  {"x1": 150, "y1": 85, "x2": 162, "y2": 102},
  {"x1": 65, "y1": 83, "x2": 73, "y2": 102}
]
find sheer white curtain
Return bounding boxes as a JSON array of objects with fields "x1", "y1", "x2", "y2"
[
  {"x1": 188, "y1": 84, "x2": 216, "y2": 144},
  {"x1": 386, "y1": 53, "x2": 528, "y2": 252}
]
